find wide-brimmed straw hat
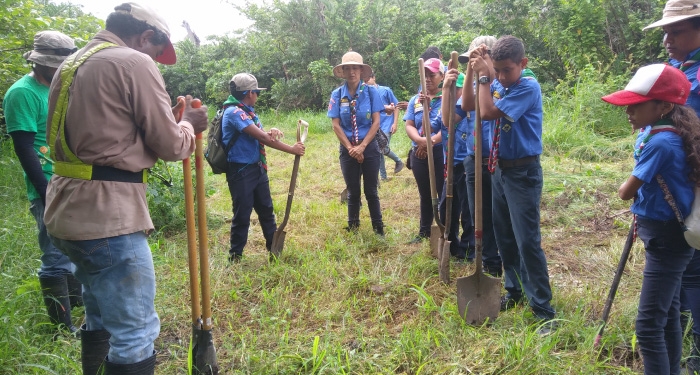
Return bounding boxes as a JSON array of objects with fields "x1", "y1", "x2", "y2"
[
  {"x1": 458, "y1": 35, "x2": 497, "y2": 64},
  {"x1": 333, "y1": 51, "x2": 373, "y2": 80},
  {"x1": 601, "y1": 64, "x2": 690, "y2": 106},
  {"x1": 644, "y1": 0, "x2": 700, "y2": 30},
  {"x1": 23, "y1": 31, "x2": 76, "y2": 68}
]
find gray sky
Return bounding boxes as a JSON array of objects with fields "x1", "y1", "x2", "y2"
[{"x1": 67, "y1": 0, "x2": 256, "y2": 42}]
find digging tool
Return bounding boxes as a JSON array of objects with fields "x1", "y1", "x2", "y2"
[
  {"x1": 418, "y1": 58, "x2": 445, "y2": 260},
  {"x1": 594, "y1": 220, "x2": 635, "y2": 347},
  {"x1": 438, "y1": 51, "x2": 460, "y2": 284},
  {"x1": 270, "y1": 119, "x2": 309, "y2": 258},
  {"x1": 180, "y1": 97, "x2": 219, "y2": 375},
  {"x1": 456, "y1": 75, "x2": 501, "y2": 325}
]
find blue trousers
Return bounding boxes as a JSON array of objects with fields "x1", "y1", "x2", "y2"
[
  {"x1": 438, "y1": 160, "x2": 474, "y2": 258},
  {"x1": 491, "y1": 160, "x2": 555, "y2": 319},
  {"x1": 379, "y1": 132, "x2": 402, "y2": 179},
  {"x1": 636, "y1": 217, "x2": 694, "y2": 375},
  {"x1": 29, "y1": 199, "x2": 74, "y2": 278},
  {"x1": 51, "y1": 232, "x2": 159, "y2": 364},
  {"x1": 226, "y1": 162, "x2": 277, "y2": 257},
  {"x1": 410, "y1": 144, "x2": 444, "y2": 237},
  {"x1": 339, "y1": 139, "x2": 383, "y2": 226},
  {"x1": 464, "y1": 156, "x2": 502, "y2": 271}
]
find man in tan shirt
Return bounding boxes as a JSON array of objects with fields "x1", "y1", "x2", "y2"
[{"x1": 45, "y1": 3, "x2": 208, "y2": 374}]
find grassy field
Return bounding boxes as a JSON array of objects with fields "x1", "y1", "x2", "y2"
[{"x1": 0, "y1": 105, "x2": 684, "y2": 374}]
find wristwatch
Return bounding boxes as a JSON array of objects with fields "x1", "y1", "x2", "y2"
[{"x1": 478, "y1": 76, "x2": 491, "y2": 85}]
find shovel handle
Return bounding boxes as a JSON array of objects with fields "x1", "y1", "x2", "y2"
[
  {"x1": 277, "y1": 119, "x2": 307, "y2": 232},
  {"x1": 443, "y1": 51, "x2": 459, "y2": 239},
  {"x1": 298, "y1": 119, "x2": 309, "y2": 143},
  {"x1": 474, "y1": 77, "x2": 485, "y2": 274},
  {"x1": 595, "y1": 220, "x2": 636, "y2": 347}
]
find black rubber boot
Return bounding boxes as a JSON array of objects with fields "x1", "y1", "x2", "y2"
[
  {"x1": 66, "y1": 273, "x2": 84, "y2": 308},
  {"x1": 372, "y1": 222, "x2": 385, "y2": 237},
  {"x1": 80, "y1": 324, "x2": 110, "y2": 375},
  {"x1": 104, "y1": 352, "x2": 156, "y2": 375},
  {"x1": 688, "y1": 334, "x2": 700, "y2": 375},
  {"x1": 39, "y1": 275, "x2": 78, "y2": 335}
]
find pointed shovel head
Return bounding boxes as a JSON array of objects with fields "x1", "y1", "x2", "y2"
[
  {"x1": 429, "y1": 225, "x2": 441, "y2": 258},
  {"x1": 270, "y1": 229, "x2": 286, "y2": 257},
  {"x1": 193, "y1": 328, "x2": 219, "y2": 375},
  {"x1": 456, "y1": 272, "x2": 501, "y2": 325}
]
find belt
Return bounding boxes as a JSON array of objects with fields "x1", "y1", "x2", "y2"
[
  {"x1": 497, "y1": 155, "x2": 539, "y2": 169},
  {"x1": 469, "y1": 155, "x2": 490, "y2": 165},
  {"x1": 54, "y1": 162, "x2": 147, "y2": 183}
]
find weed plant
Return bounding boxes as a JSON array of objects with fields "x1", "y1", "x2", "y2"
[{"x1": 0, "y1": 84, "x2": 680, "y2": 373}]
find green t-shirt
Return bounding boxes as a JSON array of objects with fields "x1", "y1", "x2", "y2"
[{"x1": 3, "y1": 74, "x2": 53, "y2": 202}]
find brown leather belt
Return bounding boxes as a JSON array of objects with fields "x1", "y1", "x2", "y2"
[{"x1": 498, "y1": 155, "x2": 539, "y2": 169}]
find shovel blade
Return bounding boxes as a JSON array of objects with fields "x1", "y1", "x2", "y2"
[
  {"x1": 429, "y1": 225, "x2": 441, "y2": 258},
  {"x1": 193, "y1": 328, "x2": 219, "y2": 375},
  {"x1": 270, "y1": 230, "x2": 286, "y2": 257},
  {"x1": 456, "y1": 273, "x2": 501, "y2": 325}
]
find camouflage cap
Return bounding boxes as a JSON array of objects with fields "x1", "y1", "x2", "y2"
[{"x1": 23, "y1": 31, "x2": 77, "y2": 68}]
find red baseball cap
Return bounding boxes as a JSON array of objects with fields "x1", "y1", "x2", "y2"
[
  {"x1": 602, "y1": 64, "x2": 690, "y2": 106},
  {"x1": 424, "y1": 58, "x2": 445, "y2": 74}
]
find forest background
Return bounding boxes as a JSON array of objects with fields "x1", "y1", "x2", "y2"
[{"x1": 0, "y1": 0, "x2": 684, "y2": 374}]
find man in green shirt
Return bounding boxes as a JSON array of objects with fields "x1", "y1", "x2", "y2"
[{"x1": 3, "y1": 30, "x2": 79, "y2": 335}]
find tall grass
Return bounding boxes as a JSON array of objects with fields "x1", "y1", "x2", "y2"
[{"x1": 0, "y1": 77, "x2": 675, "y2": 374}]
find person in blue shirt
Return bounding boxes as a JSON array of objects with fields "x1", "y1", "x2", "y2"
[
  {"x1": 327, "y1": 51, "x2": 385, "y2": 235},
  {"x1": 465, "y1": 35, "x2": 556, "y2": 333},
  {"x1": 223, "y1": 73, "x2": 305, "y2": 262},
  {"x1": 603, "y1": 63, "x2": 700, "y2": 375},
  {"x1": 644, "y1": 5, "x2": 700, "y2": 373},
  {"x1": 366, "y1": 72, "x2": 404, "y2": 180},
  {"x1": 404, "y1": 58, "x2": 445, "y2": 244}
]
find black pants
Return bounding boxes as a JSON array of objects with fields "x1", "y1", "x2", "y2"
[
  {"x1": 464, "y1": 155, "x2": 502, "y2": 270},
  {"x1": 410, "y1": 144, "x2": 444, "y2": 237},
  {"x1": 438, "y1": 160, "x2": 474, "y2": 258},
  {"x1": 226, "y1": 162, "x2": 277, "y2": 257},
  {"x1": 339, "y1": 139, "x2": 383, "y2": 226}
]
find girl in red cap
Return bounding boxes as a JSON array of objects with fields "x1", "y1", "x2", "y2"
[{"x1": 603, "y1": 63, "x2": 700, "y2": 375}]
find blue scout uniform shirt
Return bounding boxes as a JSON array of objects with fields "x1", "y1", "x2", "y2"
[
  {"x1": 434, "y1": 97, "x2": 469, "y2": 165},
  {"x1": 631, "y1": 124, "x2": 693, "y2": 221},
  {"x1": 327, "y1": 82, "x2": 384, "y2": 141},
  {"x1": 458, "y1": 97, "x2": 493, "y2": 158},
  {"x1": 403, "y1": 94, "x2": 443, "y2": 147},
  {"x1": 670, "y1": 47, "x2": 700, "y2": 115},
  {"x1": 222, "y1": 104, "x2": 263, "y2": 164},
  {"x1": 376, "y1": 85, "x2": 399, "y2": 135},
  {"x1": 490, "y1": 75, "x2": 543, "y2": 159}
]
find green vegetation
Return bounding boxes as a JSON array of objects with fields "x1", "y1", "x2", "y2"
[{"x1": 0, "y1": 0, "x2": 686, "y2": 373}]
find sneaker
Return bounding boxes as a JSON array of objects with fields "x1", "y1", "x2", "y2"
[
  {"x1": 407, "y1": 235, "x2": 427, "y2": 244},
  {"x1": 500, "y1": 295, "x2": 524, "y2": 311},
  {"x1": 536, "y1": 319, "x2": 559, "y2": 336},
  {"x1": 394, "y1": 160, "x2": 405, "y2": 174}
]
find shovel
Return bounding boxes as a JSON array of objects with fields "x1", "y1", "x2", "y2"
[
  {"x1": 438, "y1": 51, "x2": 460, "y2": 284},
  {"x1": 180, "y1": 97, "x2": 219, "y2": 374},
  {"x1": 594, "y1": 220, "x2": 635, "y2": 347},
  {"x1": 456, "y1": 77, "x2": 501, "y2": 325},
  {"x1": 418, "y1": 58, "x2": 445, "y2": 260},
  {"x1": 270, "y1": 119, "x2": 309, "y2": 258}
]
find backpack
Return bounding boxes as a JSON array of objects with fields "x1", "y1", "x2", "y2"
[
  {"x1": 657, "y1": 176, "x2": 700, "y2": 249},
  {"x1": 204, "y1": 105, "x2": 238, "y2": 174}
]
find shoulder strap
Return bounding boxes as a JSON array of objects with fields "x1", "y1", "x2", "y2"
[
  {"x1": 657, "y1": 174, "x2": 689, "y2": 229},
  {"x1": 221, "y1": 104, "x2": 240, "y2": 153}
]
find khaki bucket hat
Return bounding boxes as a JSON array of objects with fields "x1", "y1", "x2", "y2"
[
  {"x1": 23, "y1": 31, "x2": 77, "y2": 68},
  {"x1": 333, "y1": 51, "x2": 373, "y2": 80},
  {"x1": 644, "y1": 0, "x2": 700, "y2": 30}
]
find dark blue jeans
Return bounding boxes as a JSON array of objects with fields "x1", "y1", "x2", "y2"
[
  {"x1": 339, "y1": 139, "x2": 383, "y2": 226},
  {"x1": 681, "y1": 251, "x2": 700, "y2": 335},
  {"x1": 226, "y1": 162, "x2": 277, "y2": 257},
  {"x1": 410, "y1": 144, "x2": 444, "y2": 237},
  {"x1": 491, "y1": 160, "x2": 555, "y2": 319},
  {"x1": 464, "y1": 156, "x2": 502, "y2": 271},
  {"x1": 29, "y1": 199, "x2": 74, "y2": 278},
  {"x1": 438, "y1": 160, "x2": 473, "y2": 258},
  {"x1": 636, "y1": 217, "x2": 694, "y2": 375}
]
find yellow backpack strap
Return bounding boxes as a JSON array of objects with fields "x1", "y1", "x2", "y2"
[{"x1": 48, "y1": 42, "x2": 147, "y2": 183}]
